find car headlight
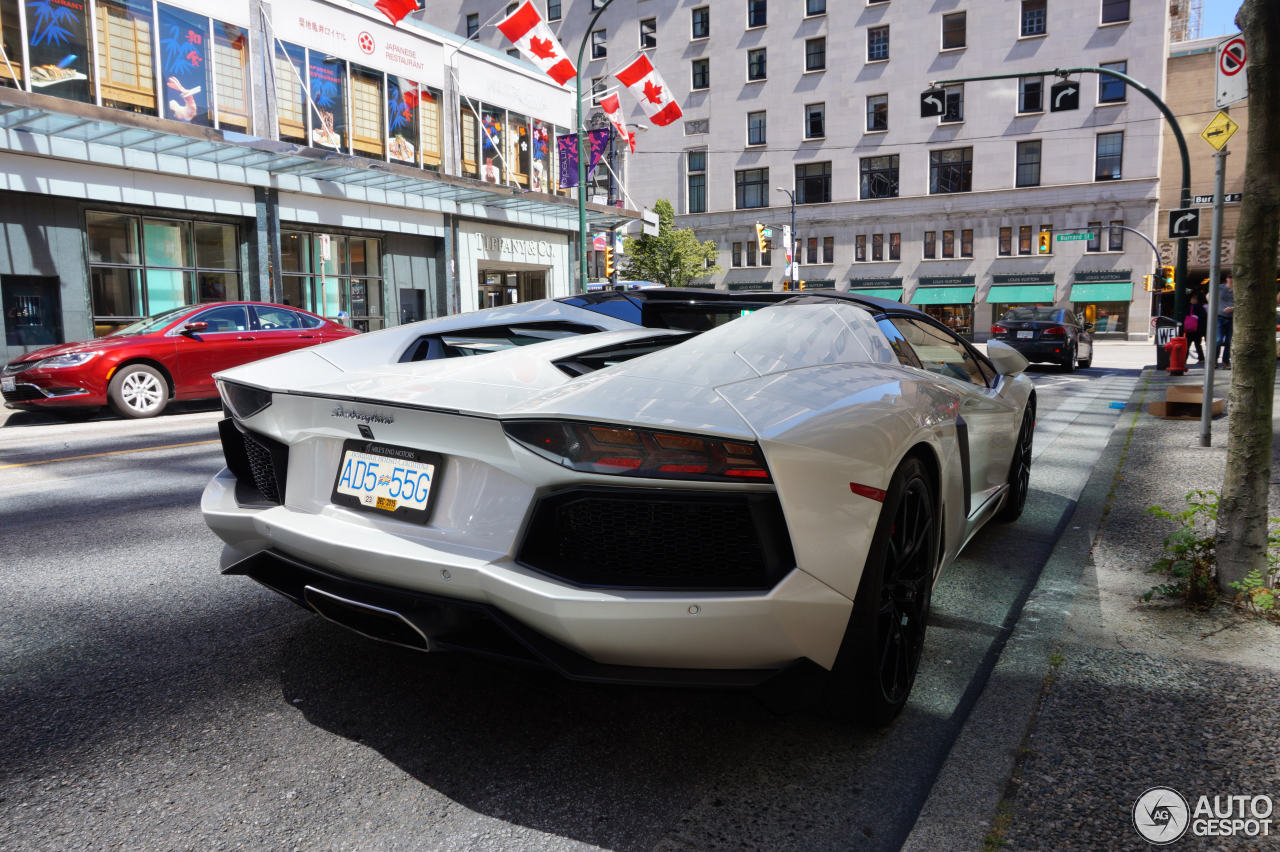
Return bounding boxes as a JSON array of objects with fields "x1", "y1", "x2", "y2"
[
  {"x1": 217, "y1": 380, "x2": 272, "y2": 419},
  {"x1": 35, "y1": 351, "x2": 101, "y2": 369}
]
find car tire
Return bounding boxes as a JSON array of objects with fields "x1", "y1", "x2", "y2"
[
  {"x1": 107, "y1": 364, "x2": 169, "y2": 419},
  {"x1": 1061, "y1": 345, "x2": 1076, "y2": 373},
  {"x1": 997, "y1": 404, "x2": 1035, "y2": 523},
  {"x1": 820, "y1": 455, "x2": 938, "y2": 727}
]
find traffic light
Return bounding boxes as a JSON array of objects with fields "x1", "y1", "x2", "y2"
[
  {"x1": 603, "y1": 244, "x2": 614, "y2": 278},
  {"x1": 1161, "y1": 265, "x2": 1175, "y2": 291},
  {"x1": 797, "y1": 281, "x2": 805, "y2": 290},
  {"x1": 755, "y1": 222, "x2": 771, "y2": 254},
  {"x1": 1142, "y1": 274, "x2": 1153, "y2": 292},
  {"x1": 1037, "y1": 231, "x2": 1051, "y2": 254}
]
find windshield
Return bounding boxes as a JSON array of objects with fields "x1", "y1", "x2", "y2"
[
  {"x1": 109, "y1": 306, "x2": 196, "y2": 336},
  {"x1": 999, "y1": 306, "x2": 1063, "y2": 323}
]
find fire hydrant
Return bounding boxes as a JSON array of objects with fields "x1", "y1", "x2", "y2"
[{"x1": 1165, "y1": 335, "x2": 1188, "y2": 376}]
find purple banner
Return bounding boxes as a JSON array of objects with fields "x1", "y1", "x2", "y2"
[{"x1": 555, "y1": 129, "x2": 610, "y2": 189}]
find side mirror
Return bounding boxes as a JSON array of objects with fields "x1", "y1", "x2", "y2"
[
  {"x1": 181, "y1": 321, "x2": 208, "y2": 335},
  {"x1": 986, "y1": 339, "x2": 1030, "y2": 376}
]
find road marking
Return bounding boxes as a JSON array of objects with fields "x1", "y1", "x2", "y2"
[{"x1": 0, "y1": 439, "x2": 218, "y2": 470}]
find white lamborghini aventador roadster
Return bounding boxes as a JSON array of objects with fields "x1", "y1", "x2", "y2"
[{"x1": 202, "y1": 289, "x2": 1035, "y2": 725}]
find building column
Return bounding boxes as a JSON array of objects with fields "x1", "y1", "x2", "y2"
[{"x1": 251, "y1": 187, "x2": 282, "y2": 302}]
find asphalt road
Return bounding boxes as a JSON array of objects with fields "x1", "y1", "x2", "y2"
[{"x1": 0, "y1": 348, "x2": 1150, "y2": 851}]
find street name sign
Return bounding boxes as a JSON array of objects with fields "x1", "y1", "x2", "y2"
[
  {"x1": 1168, "y1": 208, "x2": 1201, "y2": 238},
  {"x1": 1215, "y1": 35, "x2": 1248, "y2": 108},
  {"x1": 1056, "y1": 233, "x2": 1094, "y2": 242},
  {"x1": 1200, "y1": 110, "x2": 1239, "y2": 151},
  {"x1": 1193, "y1": 193, "x2": 1241, "y2": 204}
]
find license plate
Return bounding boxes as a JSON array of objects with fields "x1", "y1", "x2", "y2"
[
  {"x1": 330, "y1": 439, "x2": 443, "y2": 524},
  {"x1": 1, "y1": 376, "x2": 14, "y2": 392},
  {"x1": 1016, "y1": 330, "x2": 1034, "y2": 339}
]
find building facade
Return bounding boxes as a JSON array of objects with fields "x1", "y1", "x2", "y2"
[
  {"x1": 0, "y1": 0, "x2": 625, "y2": 362},
  {"x1": 446, "y1": 0, "x2": 1170, "y2": 340}
]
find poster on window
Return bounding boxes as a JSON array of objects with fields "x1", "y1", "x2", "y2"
[
  {"x1": 530, "y1": 121, "x2": 550, "y2": 193},
  {"x1": 24, "y1": 0, "x2": 92, "y2": 102},
  {"x1": 307, "y1": 54, "x2": 346, "y2": 150},
  {"x1": 157, "y1": 3, "x2": 211, "y2": 125},
  {"x1": 386, "y1": 76, "x2": 419, "y2": 164}
]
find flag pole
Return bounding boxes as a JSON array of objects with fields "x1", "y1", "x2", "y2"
[{"x1": 575, "y1": 0, "x2": 617, "y2": 291}]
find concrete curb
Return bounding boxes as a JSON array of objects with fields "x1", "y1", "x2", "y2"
[{"x1": 901, "y1": 368, "x2": 1154, "y2": 851}]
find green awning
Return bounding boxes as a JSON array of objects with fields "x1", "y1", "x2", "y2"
[
  {"x1": 987, "y1": 284, "x2": 1056, "y2": 303},
  {"x1": 1070, "y1": 282, "x2": 1133, "y2": 302},
  {"x1": 912, "y1": 286, "x2": 976, "y2": 305},
  {"x1": 849, "y1": 287, "x2": 903, "y2": 301}
]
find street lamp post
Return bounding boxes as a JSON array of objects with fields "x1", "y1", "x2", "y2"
[
  {"x1": 776, "y1": 186, "x2": 796, "y2": 289},
  {"x1": 574, "y1": 0, "x2": 617, "y2": 291}
]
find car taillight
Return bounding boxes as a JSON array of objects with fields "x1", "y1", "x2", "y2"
[
  {"x1": 503, "y1": 420, "x2": 772, "y2": 483},
  {"x1": 991, "y1": 324, "x2": 1007, "y2": 335},
  {"x1": 1040, "y1": 325, "x2": 1067, "y2": 339}
]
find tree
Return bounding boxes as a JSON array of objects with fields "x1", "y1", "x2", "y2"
[
  {"x1": 1216, "y1": 0, "x2": 1279, "y2": 591},
  {"x1": 621, "y1": 199, "x2": 721, "y2": 287}
]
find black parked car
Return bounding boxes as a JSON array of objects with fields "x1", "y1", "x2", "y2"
[{"x1": 990, "y1": 306, "x2": 1093, "y2": 371}]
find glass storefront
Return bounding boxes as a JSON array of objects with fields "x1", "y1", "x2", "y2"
[
  {"x1": 923, "y1": 304, "x2": 974, "y2": 338},
  {"x1": 86, "y1": 211, "x2": 239, "y2": 335},
  {"x1": 477, "y1": 270, "x2": 546, "y2": 308},
  {"x1": 1074, "y1": 301, "x2": 1129, "y2": 334},
  {"x1": 280, "y1": 230, "x2": 384, "y2": 332}
]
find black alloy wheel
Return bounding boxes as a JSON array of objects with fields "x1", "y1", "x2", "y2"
[
  {"x1": 997, "y1": 404, "x2": 1035, "y2": 522},
  {"x1": 1061, "y1": 343, "x2": 1076, "y2": 372},
  {"x1": 821, "y1": 456, "x2": 938, "y2": 726}
]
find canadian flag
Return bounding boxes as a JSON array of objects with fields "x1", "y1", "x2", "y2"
[
  {"x1": 374, "y1": 0, "x2": 419, "y2": 26},
  {"x1": 497, "y1": 2, "x2": 577, "y2": 87},
  {"x1": 599, "y1": 93, "x2": 636, "y2": 153},
  {"x1": 614, "y1": 54, "x2": 682, "y2": 127}
]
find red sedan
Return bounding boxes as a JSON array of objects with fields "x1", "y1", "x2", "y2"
[{"x1": 1, "y1": 302, "x2": 357, "y2": 419}]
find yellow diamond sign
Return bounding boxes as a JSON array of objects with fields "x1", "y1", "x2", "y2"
[{"x1": 1201, "y1": 111, "x2": 1239, "y2": 151}]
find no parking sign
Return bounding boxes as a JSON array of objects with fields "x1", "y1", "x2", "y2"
[{"x1": 1216, "y1": 35, "x2": 1248, "y2": 107}]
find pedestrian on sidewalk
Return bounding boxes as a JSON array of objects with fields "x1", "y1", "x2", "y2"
[
  {"x1": 1184, "y1": 293, "x2": 1206, "y2": 362},
  {"x1": 1216, "y1": 273, "x2": 1234, "y2": 368}
]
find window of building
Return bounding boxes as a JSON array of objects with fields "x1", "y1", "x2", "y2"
[
  {"x1": 1099, "y1": 60, "x2": 1127, "y2": 102},
  {"x1": 1100, "y1": 0, "x2": 1129, "y2": 24},
  {"x1": 923, "y1": 231, "x2": 936, "y2": 258},
  {"x1": 1016, "y1": 140, "x2": 1041, "y2": 187},
  {"x1": 732, "y1": 242, "x2": 743, "y2": 266},
  {"x1": 1021, "y1": 0, "x2": 1046, "y2": 35},
  {"x1": 1108, "y1": 220, "x2": 1124, "y2": 251},
  {"x1": 805, "y1": 37, "x2": 826, "y2": 71},
  {"x1": 736, "y1": 167, "x2": 769, "y2": 208},
  {"x1": 747, "y1": 240, "x2": 758, "y2": 266},
  {"x1": 692, "y1": 6, "x2": 710, "y2": 38},
  {"x1": 747, "y1": 48, "x2": 767, "y2": 80},
  {"x1": 692, "y1": 58, "x2": 710, "y2": 90},
  {"x1": 1087, "y1": 220, "x2": 1102, "y2": 251},
  {"x1": 591, "y1": 29, "x2": 607, "y2": 59},
  {"x1": 942, "y1": 84, "x2": 963, "y2": 122},
  {"x1": 1095, "y1": 132, "x2": 1123, "y2": 180},
  {"x1": 999, "y1": 227, "x2": 1012, "y2": 256},
  {"x1": 796, "y1": 162, "x2": 831, "y2": 204},
  {"x1": 350, "y1": 65, "x2": 384, "y2": 160},
  {"x1": 856, "y1": 235, "x2": 867, "y2": 261},
  {"x1": 806, "y1": 237, "x2": 819, "y2": 264},
  {"x1": 930, "y1": 147, "x2": 972, "y2": 194},
  {"x1": 748, "y1": 0, "x2": 767, "y2": 27},
  {"x1": 307, "y1": 54, "x2": 348, "y2": 152},
  {"x1": 860, "y1": 155, "x2": 899, "y2": 199},
  {"x1": 889, "y1": 233, "x2": 901, "y2": 260},
  {"x1": 274, "y1": 41, "x2": 306, "y2": 144},
  {"x1": 1018, "y1": 76, "x2": 1043, "y2": 113},
  {"x1": 824, "y1": 236, "x2": 835, "y2": 263},
  {"x1": 871, "y1": 233, "x2": 884, "y2": 261},
  {"x1": 747, "y1": 111, "x2": 767, "y2": 146},
  {"x1": 805, "y1": 103, "x2": 825, "y2": 138},
  {"x1": 942, "y1": 12, "x2": 966, "y2": 49},
  {"x1": 807, "y1": 0, "x2": 827, "y2": 15},
  {"x1": 96, "y1": 0, "x2": 157, "y2": 115},
  {"x1": 868, "y1": 26, "x2": 889, "y2": 61},
  {"x1": 639, "y1": 18, "x2": 657, "y2": 49},
  {"x1": 1019, "y1": 225, "x2": 1033, "y2": 254},
  {"x1": 866, "y1": 94, "x2": 888, "y2": 131},
  {"x1": 87, "y1": 212, "x2": 240, "y2": 333},
  {"x1": 942, "y1": 230, "x2": 955, "y2": 258},
  {"x1": 687, "y1": 150, "x2": 707, "y2": 213},
  {"x1": 213, "y1": 22, "x2": 251, "y2": 133},
  {"x1": 547, "y1": 1, "x2": 561, "y2": 21},
  {"x1": 420, "y1": 86, "x2": 443, "y2": 170},
  {"x1": 466, "y1": 13, "x2": 479, "y2": 37},
  {"x1": 961, "y1": 229, "x2": 973, "y2": 257}
]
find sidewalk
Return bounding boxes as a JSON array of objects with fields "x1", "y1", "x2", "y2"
[{"x1": 906, "y1": 362, "x2": 1280, "y2": 850}]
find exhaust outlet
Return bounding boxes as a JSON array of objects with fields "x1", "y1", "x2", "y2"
[{"x1": 302, "y1": 586, "x2": 433, "y2": 652}]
